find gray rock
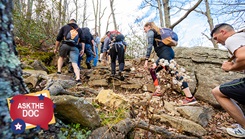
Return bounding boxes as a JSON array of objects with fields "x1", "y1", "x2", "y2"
[
  {"x1": 31, "y1": 60, "x2": 49, "y2": 73},
  {"x1": 176, "y1": 105, "x2": 215, "y2": 127},
  {"x1": 88, "y1": 79, "x2": 108, "y2": 87},
  {"x1": 52, "y1": 95, "x2": 101, "y2": 129},
  {"x1": 154, "y1": 113, "x2": 207, "y2": 137},
  {"x1": 174, "y1": 47, "x2": 244, "y2": 107}
]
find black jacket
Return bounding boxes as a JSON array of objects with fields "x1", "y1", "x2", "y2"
[{"x1": 56, "y1": 23, "x2": 85, "y2": 43}]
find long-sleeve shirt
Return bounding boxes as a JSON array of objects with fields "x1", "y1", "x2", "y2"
[
  {"x1": 145, "y1": 29, "x2": 174, "y2": 61},
  {"x1": 103, "y1": 36, "x2": 110, "y2": 53}
]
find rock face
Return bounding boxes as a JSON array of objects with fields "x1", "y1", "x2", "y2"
[
  {"x1": 51, "y1": 95, "x2": 101, "y2": 129},
  {"x1": 174, "y1": 47, "x2": 244, "y2": 106}
]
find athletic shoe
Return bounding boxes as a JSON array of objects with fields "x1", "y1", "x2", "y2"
[
  {"x1": 227, "y1": 124, "x2": 245, "y2": 138},
  {"x1": 76, "y1": 79, "x2": 82, "y2": 85},
  {"x1": 181, "y1": 97, "x2": 198, "y2": 105}
]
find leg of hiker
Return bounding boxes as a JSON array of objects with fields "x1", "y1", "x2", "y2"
[
  {"x1": 212, "y1": 86, "x2": 245, "y2": 127},
  {"x1": 85, "y1": 43, "x2": 93, "y2": 69},
  {"x1": 57, "y1": 57, "x2": 64, "y2": 74},
  {"x1": 212, "y1": 79, "x2": 245, "y2": 137},
  {"x1": 166, "y1": 66, "x2": 197, "y2": 105},
  {"x1": 93, "y1": 45, "x2": 98, "y2": 67},
  {"x1": 110, "y1": 44, "x2": 117, "y2": 76},
  {"x1": 180, "y1": 81, "x2": 197, "y2": 105},
  {"x1": 149, "y1": 67, "x2": 162, "y2": 96},
  {"x1": 57, "y1": 44, "x2": 71, "y2": 73},
  {"x1": 117, "y1": 44, "x2": 125, "y2": 80},
  {"x1": 70, "y1": 46, "x2": 81, "y2": 84}
]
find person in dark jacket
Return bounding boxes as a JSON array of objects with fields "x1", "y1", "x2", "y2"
[
  {"x1": 111, "y1": 35, "x2": 127, "y2": 77},
  {"x1": 143, "y1": 22, "x2": 197, "y2": 105},
  {"x1": 80, "y1": 27, "x2": 95, "y2": 69},
  {"x1": 54, "y1": 19, "x2": 85, "y2": 84}
]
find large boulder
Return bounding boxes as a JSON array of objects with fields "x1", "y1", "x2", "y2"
[
  {"x1": 154, "y1": 114, "x2": 207, "y2": 137},
  {"x1": 174, "y1": 47, "x2": 244, "y2": 106},
  {"x1": 51, "y1": 95, "x2": 101, "y2": 129}
]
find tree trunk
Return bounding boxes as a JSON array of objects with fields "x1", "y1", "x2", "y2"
[
  {"x1": 99, "y1": 1, "x2": 107, "y2": 36},
  {"x1": 0, "y1": 0, "x2": 28, "y2": 137},
  {"x1": 162, "y1": 0, "x2": 171, "y2": 28},
  {"x1": 74, "y1": 0, "x2": 78, "y2": 22},
  {"x1": 14, "y1": 0, "x2": 22, "y2": 13},
  {"x1": 157, "y1": 0, "x2": 164, "y2": 27},
  {"x1": 82, "y1": 0, "x2": 87, "y2": 28},
  {"x1": 109, "y1": 0, "x2": 117, "y2": 30},
  {"x1": 62, "y1": 0, "x2": 67, "y2": 24},
  {"x1": 58, "y1": 0, "x2": 62, "y2": 30},
  {"x1": 92, "y1": 0, "x2": 99, "y2": 34},
  {"x1": 106, "y1": 13, "x2": 112, "y2": 33},
  {"x1": 204, "y1": 0, "x2": 218, "y2": 48},
  {"x1": 27, "y1": 0, "x2": 33, "y2": 20}
]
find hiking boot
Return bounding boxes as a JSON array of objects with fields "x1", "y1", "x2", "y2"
[
  {"x1": 227, "y1": 124, "x2": 245, "y2": 138},
  {"x1": 57, "y1": 72, "x2": 61, "y2": 74},
  {"x1": 110, "y1": 74, "x2": 115, "y2": 77},
  {"x1": 180, "y1": 97, "x2": 197, "y2": 105},
  {"x1": 86, "y1": 63, "x2": 91, "y2": 69},
  {"x1": 76, "y1": 79, "x2": 82, "y2": 85},
  {"x1": 68, "y1": 63, "x2": 74, "y2": 73},
  {"x1": 152, "y1": 86, "x2": 162, "y2": 97},
  {"x1": 118, "y1": 72, "x2": 125, "y2": 81}
]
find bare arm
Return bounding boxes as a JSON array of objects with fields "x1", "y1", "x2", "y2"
[
  {"x1": 80, "y1": 42, "x2": 85, "y2": 56},
  {"x1": 222, "y1": 46, "x2": 245, "y2": 71},
  {"x1": 54, "y1": 41, "x2": 60, "y2": 53}
]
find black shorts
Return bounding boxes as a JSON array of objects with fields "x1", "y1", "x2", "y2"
[{"x1": 220, "y1": 78, "x2": 245, "y2": 105}]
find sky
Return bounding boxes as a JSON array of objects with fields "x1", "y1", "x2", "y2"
[{"x1": 73, "y1": 0, "x2": 244, "y2": 48}]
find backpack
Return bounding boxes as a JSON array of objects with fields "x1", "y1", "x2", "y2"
[
  {"x1": 100, "y1": 35, "x2": 107, "y2": 43},
  {"x1": 155, "y1": 28, "x2": 178, "y2": 47},
  {"x1": 63, "y1": 26, "x2": 79, "y2": 46},
  {"x1": 108, "y1": 30, "x2": 124, "y2": 42}
]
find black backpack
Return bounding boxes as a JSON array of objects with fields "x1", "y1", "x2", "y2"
[
  {"x1": 63, "y1": 26, "x2": 79, "y2": 46},
  {"x1": 108, "y1": 30, "x2": 124, "y2": 42}
]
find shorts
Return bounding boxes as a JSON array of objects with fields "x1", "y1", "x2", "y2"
[
  {"x1": 219, "y1": 78, "x2": 245, "y2": 105},
  {"x1": 59, "y1": 44, "x2": 79, "y2": 63}
]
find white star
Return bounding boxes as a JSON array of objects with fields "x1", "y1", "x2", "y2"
[{"x1": 15, "y1": 123, "x2": 22, "y2": 130}]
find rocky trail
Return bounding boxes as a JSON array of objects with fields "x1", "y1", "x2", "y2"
[{"x1": 21, "y1": 47, "x2": 245, "y2": 139}]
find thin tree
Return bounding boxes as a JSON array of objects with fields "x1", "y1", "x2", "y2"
[
  {"x1": 82, "y1": 0, "x2": 87, "y2": 27},
  {"x1": 92, "y1": 0, "x2": 99, "y2": 34},
  {"x1": 26, "y1": 0, "x2": 34, "y2": 20},
  {"x1": 62, "y1": 0, "x2": 68, "y2": 24},
  {"x1": 109, "y1": 0, "x2": 117, "y2": 30},
  {"x1": 203, "y1": 0, "x2": 218, "y2": 48},
  {"x1": 98, "y1": 0, "x2": 107, "y2": 36},
  {"x1": 73, "y1": 0, "x2": 79, "y2": 21},
  {"x1": 106, "y1": 13, "x2": 112, "y2": 33},
  {"x1": 58, "y1": 0, "x2": 63, "y2": 29},
  {"x1": 140, "y1": 0, "x2": 203, "y2": 29},
  {"x1": 162, "y1": 0, "x2": 170, "y2": 27},
  {"x1": 157, "y1": 0, "x2": 164, "y2": 27}
]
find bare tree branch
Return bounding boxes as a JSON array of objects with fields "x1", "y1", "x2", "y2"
[{"x1": 170, "y1": 0, "x2": 203, "y2": 29}]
